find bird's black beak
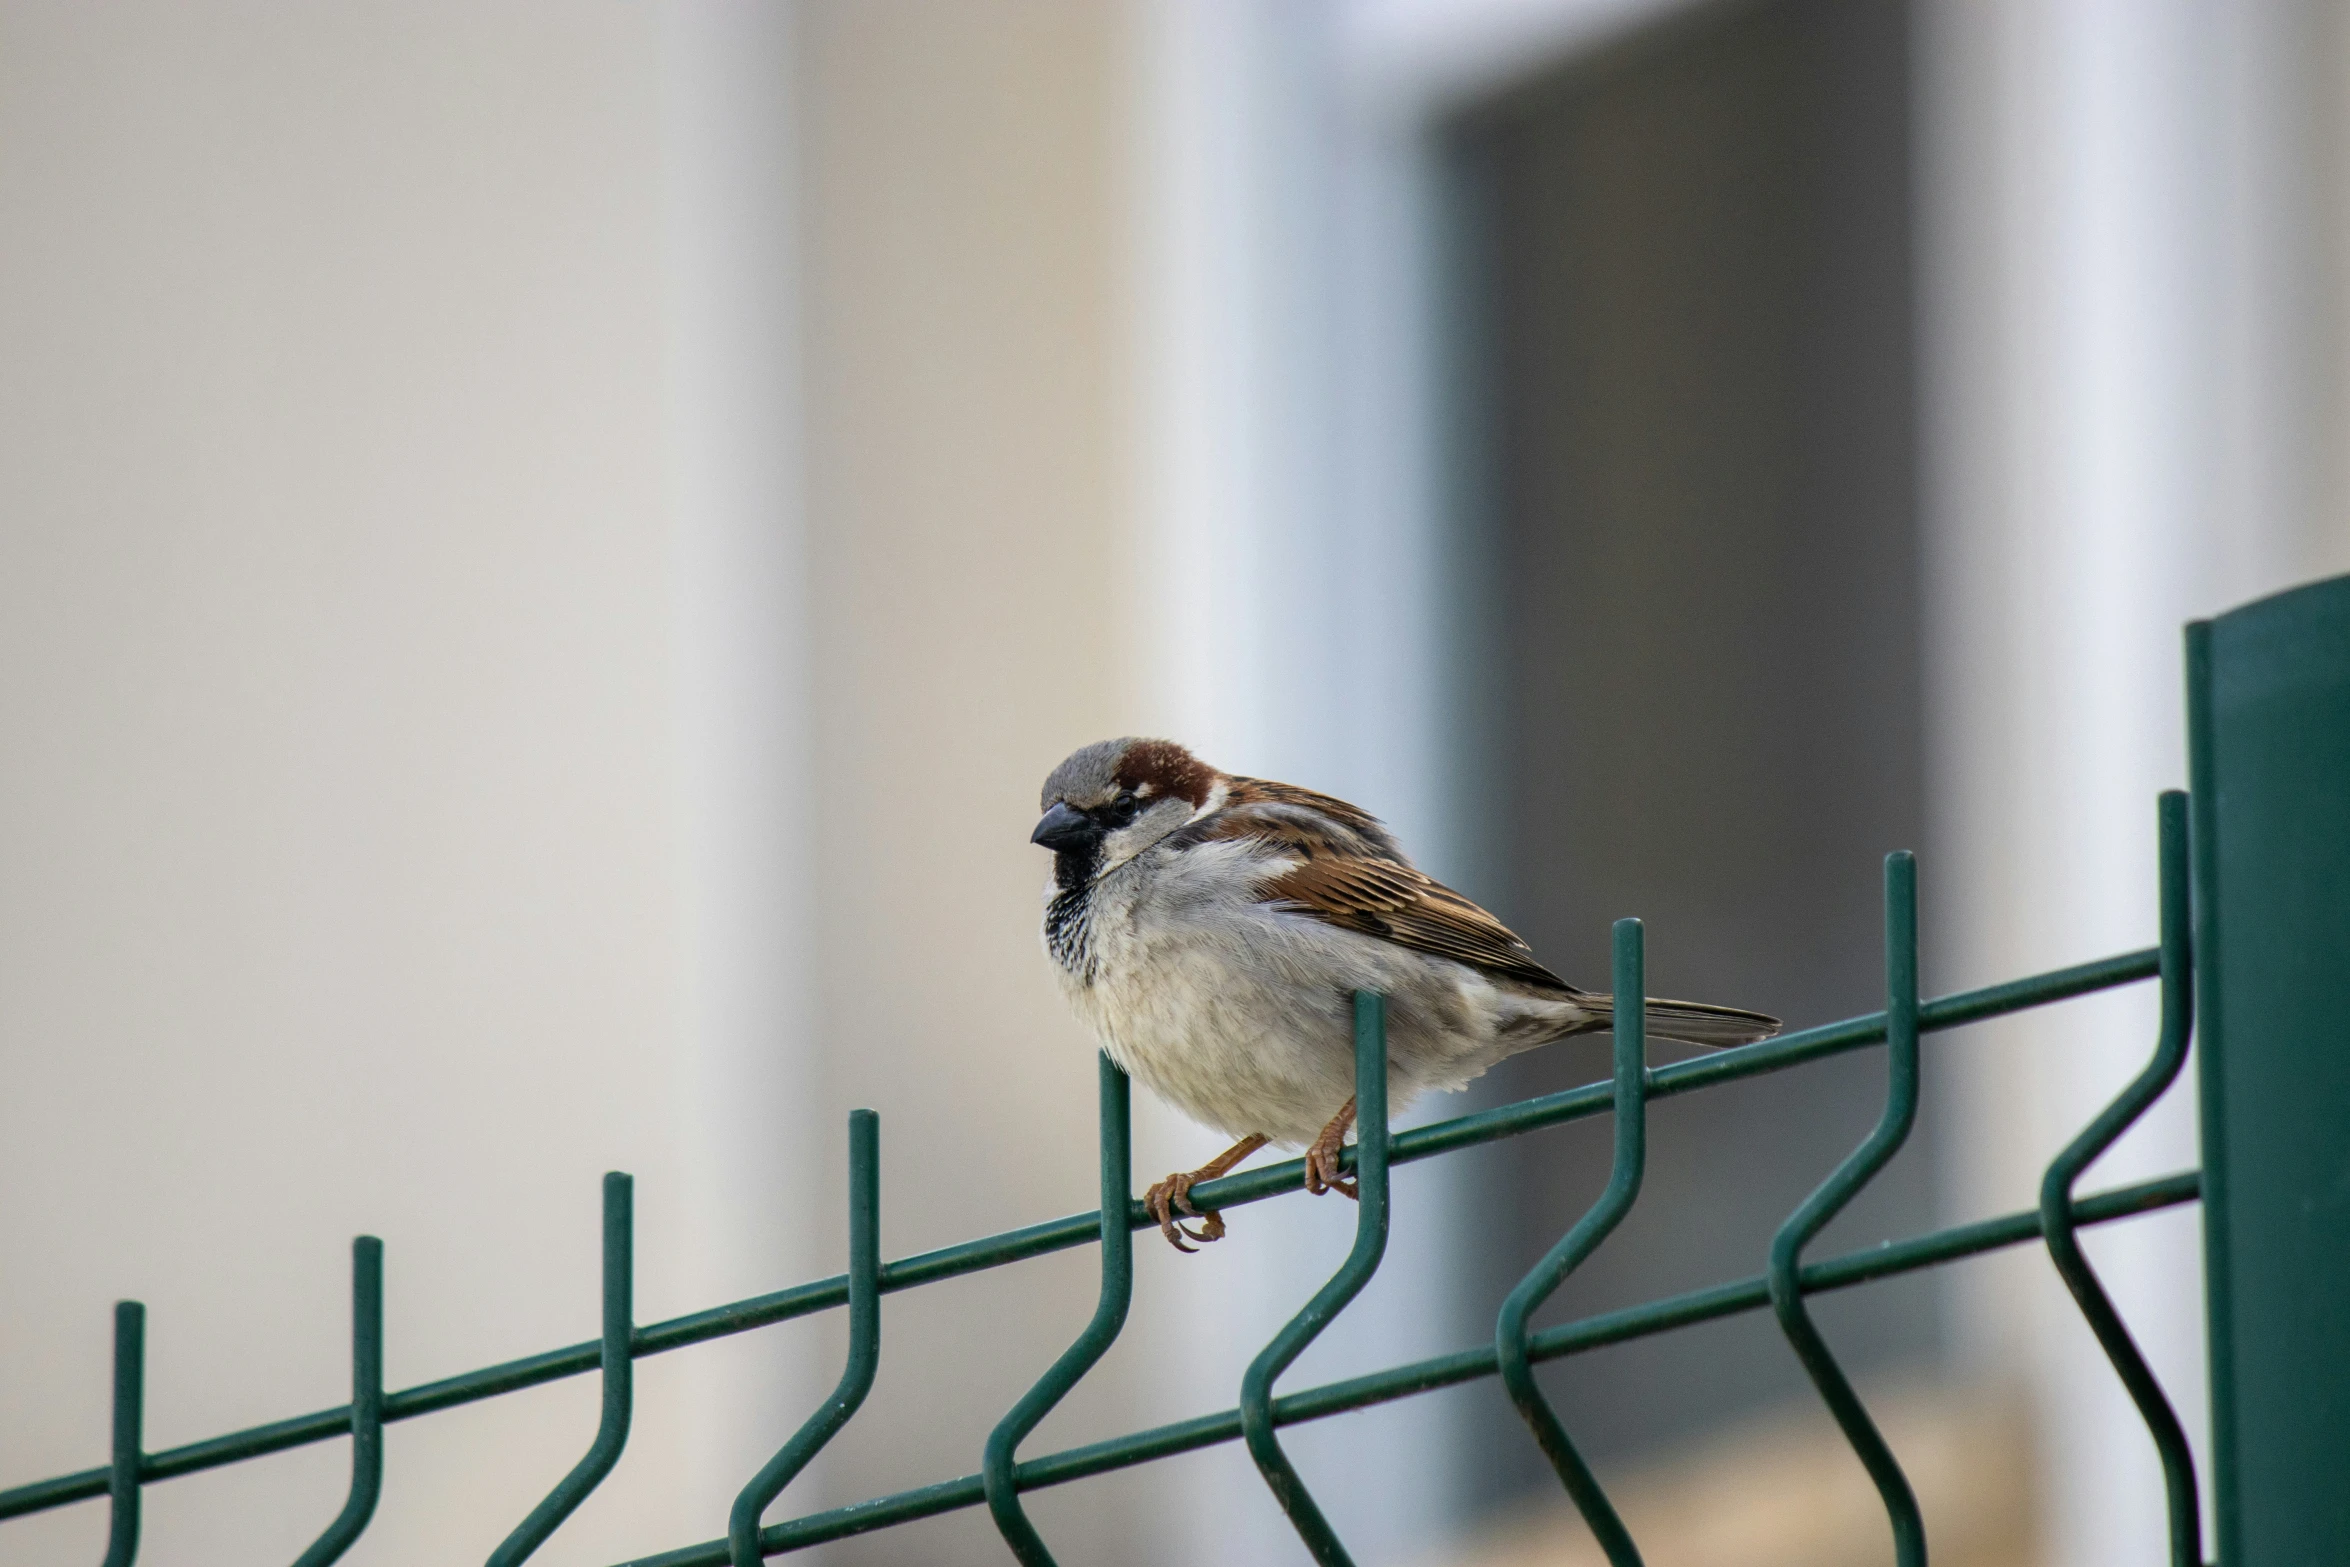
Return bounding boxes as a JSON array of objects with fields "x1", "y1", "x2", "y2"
[{"x1": 1031, "y1": 800, "x2": 1100, "y2": 853}]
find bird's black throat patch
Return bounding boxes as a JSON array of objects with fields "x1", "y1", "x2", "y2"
[
  {"x1": 1044, "y1": 845, "x2": 1101, "y2": 981},
  {"x1": 1051, "y1": 842, "x2": 1100, "y2": 893}
]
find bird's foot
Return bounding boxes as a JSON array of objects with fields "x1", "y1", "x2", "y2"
[
  {"x1": 1141, "y1": 1135, "x2": 1268, "y2": 1253},
  {"x1": 1303, "y1": 1119, "x2": 1359, "y2": 1201},
  {"x1": 1144, "y1": 1170, "x2": 1227, "y2": 1252}
]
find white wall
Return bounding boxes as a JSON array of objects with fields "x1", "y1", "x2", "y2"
[{"x1": 0, "y1": 4, "x2": 814, "y2": 1562}]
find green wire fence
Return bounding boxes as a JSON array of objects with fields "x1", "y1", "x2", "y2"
[{"x1": 7, "y1": 578, "x2": 2348, "y2": 1566}]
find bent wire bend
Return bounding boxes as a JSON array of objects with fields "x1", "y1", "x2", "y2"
[
  {"x1": 1495, "y1": 919, "x2": 1648, "y2": 1567},
  {"x1": 2038, "y1": 792, "x2": 2202, "y2": 1567},
  {"x1": 1766, "y1": 852, "x2": 1927, "y2": 1567},
  {"x1": 733, "y1": 1113, "x2": 883, "y2": 1567},
  {"x1": 102, "y1": 1301, "x2": 143, "y2": 1567},
  {"x1": 732, "y1": 1113, "x2": 882, "y2": 1567},
  {"x1": 983, "y1": 1055, "x2": 1134, "y2": 1565},
  {"x1": 1239, "y1": 991, "x2": 1391, "y2": 1567},
  {"x1": 488, "y1": 1173, "x2": 634, "y2": 1567},
  {"x1": 291, "y1": 1237, "x2": 384, "y2": 1567}
]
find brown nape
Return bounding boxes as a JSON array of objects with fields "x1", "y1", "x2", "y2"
[{"x1": 1114, "y1": 738, "x2": 1216, "y2": 807}]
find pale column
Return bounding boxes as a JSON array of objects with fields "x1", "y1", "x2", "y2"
[
  {"x1": 793, "y1": 4, "x2": 1145, "y2": 1561},
  {"x1": 660, "y1": 0, "x2": 820, "y2": 1538},
  {"x1": 1919, "y1": 3, "x2": 2350, "y2": 1564},
  {"x1": 1129, "y1": 4, "x2": 1482, "y2": 1562}
]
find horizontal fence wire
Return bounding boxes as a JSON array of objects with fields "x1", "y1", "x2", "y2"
[
  {"x1": 617, "y1": 1171, "x2": 2198, "y2": 1567},
  {"x1": 3, "y1": 813, "x2": 2207, "y2": 1567},
  {"x1": 0, "y1": 945, "x2": 2157, "y2": 1525}
]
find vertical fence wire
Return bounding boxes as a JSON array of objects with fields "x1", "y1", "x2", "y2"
[
  {"x1": 983, "y1": 1055, "x2": 1134, "y2": 1565},
  {"x1": 2183, "y1": 619, "x2": 2241, "y2": 1567},
  {"x1": 291, "y1": 1236, "x2": 384, "y2": 1567},
  {"x1": 732, "y1": 1112, "x2": 882, "y2": 1567},
  {"x1": 101, "y1": 1300, "x2": 143, "y2": 1567},
  {"x1": 2037, "y1": 792, "x2": 2202, "y2": 1567},
  {"x1": 1495, "y1": 918, "x2": 1649, "y2": 1566},
  {"x1": 1239, "y1": 991, "x2": 1390, "y2": 1567},
  {"x1": 488, "y1": 1172, "x2": 634, "y2": 1567},
  {"x1": 1766, "y1": 850, "x2": 1926, "y2": 1566}
]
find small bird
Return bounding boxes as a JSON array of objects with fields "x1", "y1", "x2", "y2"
[{"x1": 1032, "y1": 737, "x2": 1782, "y2": 1251}]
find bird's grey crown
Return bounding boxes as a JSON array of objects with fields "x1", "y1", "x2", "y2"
[{"x1": 1040, "y1": 738, "x2": 1138, "y2": 810}]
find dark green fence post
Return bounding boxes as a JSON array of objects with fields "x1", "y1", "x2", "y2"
[{"x1": 2188, "y1": 572, "x2": 2350, "y2": 1567}]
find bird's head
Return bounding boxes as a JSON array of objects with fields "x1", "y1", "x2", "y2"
[{"x1": 1033, "y1": 737, "x2": 1222, "y2": 886}]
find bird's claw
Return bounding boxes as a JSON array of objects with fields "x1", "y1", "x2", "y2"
[
  {"x1": 1145, "y1": 1171, "x2": 1228, "y2": 1252},
  {"x1": 1303, "y1": 1137, "x2": 1359, "y2": 1201}
]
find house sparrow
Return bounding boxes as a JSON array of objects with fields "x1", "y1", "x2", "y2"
[{"x1": 1033, "y1": 737, "x2": 1781, "y2": 1251}]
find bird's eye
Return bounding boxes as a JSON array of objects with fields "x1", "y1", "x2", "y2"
[{"x1": 1103, "y1": 792, "x2": 1143, "y2": 827}]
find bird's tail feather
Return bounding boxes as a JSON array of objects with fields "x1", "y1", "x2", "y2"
[{"x1": 1581, "y1": 994, "x2": 1781, "y2": 1050}]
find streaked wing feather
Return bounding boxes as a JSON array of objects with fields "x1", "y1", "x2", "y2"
[
  {"x1": 1260, "y1": 854, "x2": 1576, "y2": 995},
  {"x1": 1214, "y1": 777, "x2": 1408, "y2": 861},
  {"x1": 1170, "y1": 780, "x2": 1574, "y2": 993}
]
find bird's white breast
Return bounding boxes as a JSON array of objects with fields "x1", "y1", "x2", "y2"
[{"x1": 1047, "y1": 837, "x2": 1588, "y2": 1146}]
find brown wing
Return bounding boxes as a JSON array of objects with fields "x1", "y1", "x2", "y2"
[
  {"x1": 1261, "y1": 855, "x2": 1577, "y2": 995},
  {"x1": 1168, "y1": 775, "x2": 1574, "y2": 993},
  {"x1": 1213, "y1": 776, "x2": 1409, "y2": 861},
  {"x1": 1269, "y1": 850, "x2": 1579, "y2": 1000}
]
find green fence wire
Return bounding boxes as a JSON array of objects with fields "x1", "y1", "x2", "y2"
[{"x1": 0, "y1": 803, "x2": 2208, "y2": 1567}]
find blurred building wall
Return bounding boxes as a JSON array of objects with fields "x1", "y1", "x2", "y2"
[
  {"x1": 0, "y1": 0, "x2": 1178, "y2": 1561},
  {"x1": 1147, "y1": 5, "x2": 2350, "y2": 1567},
  {"x1": 6, "y1": 3, "x2": 2350, "y2": 1566},
  {"x1": 0, "y1": 3, "x2": 816, "y2": 1562},
  {"x1": 788, "y1": 2, "x2": 1158, "y2": 1561},
  {"x1": 1919, "y1": 2, "x2": 2350, "y2": 1564}
]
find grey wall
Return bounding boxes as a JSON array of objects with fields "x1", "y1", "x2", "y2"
[{"x1": 1445, "y1": 0, "x2": 1932, "y2": 1508}]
